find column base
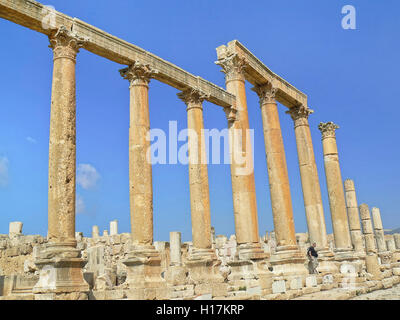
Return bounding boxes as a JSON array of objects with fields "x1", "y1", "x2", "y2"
[
  {"x1": 122, "y1": 245, "x2": 166, "y2": 290},
  {"x1": 237, "y1": 242, "x2": 268, "y2": 261},
  {"x1": 269, "y1": 245, "x2": 308, "y2": 276},
  {"x1": 33, "y1": 243, "x2": 89, "y2": 297},
  {"x1": 185, "y1": 248, "x2": 223, "y2": 284},
  {"x1": 333, "y1": 248, "x2": 359, "y2": 262},
  {"x1": 317, "y1": 248, "x2": 339, "y2": 275}
]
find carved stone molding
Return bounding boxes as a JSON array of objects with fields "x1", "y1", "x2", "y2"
[
  {"x1": 177, "y1": 88, "x2": 209, "y2": 111},
  {"x1": 215, "y1": 53, "x2": 247, "y2": 83},
  {"x1": 223, "y1": 106, "x2": 238, "y2": 123},
  {"x1": 252, "y1": 83, "x2": 277, "y2": 105},
  {"x1": 49, "y1": 26, "x2": 86, "y2": 62},
  {"x1": 318, "y1": 122, "x2": 339, "y2": 139},
  {"x1": 119, "y1": 61, "x2": 158, "y2": 87},
  {"x1": 286, "y1": 104, "x2": 314, "y2": 127}
]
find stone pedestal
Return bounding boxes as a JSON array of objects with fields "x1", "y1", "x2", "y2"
[
  {"x1": 122, "y1": 245, "x2": 165, "y2": 290},
  {"x1": 33, "y1": 243, "x2": 89, "y2": 298}
]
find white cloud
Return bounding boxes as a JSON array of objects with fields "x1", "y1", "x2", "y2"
[
  {"x1": 76, "y1": 194, "x2": 85, "y2": 214},
  {"x1": 0, "y1": 156, "x2": 9, "y2": 187},
  {"x1": 26, "y1": 136, "x2": 37, "y2": 144},
  {"x1": 77, "y1": 163, "x2": 100, "y2": 190}
]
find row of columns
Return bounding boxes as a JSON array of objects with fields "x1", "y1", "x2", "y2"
[{"x1": 38, "y1": 26, "x2": 393, "y2": 295}]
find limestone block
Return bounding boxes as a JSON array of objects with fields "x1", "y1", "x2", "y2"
[
  {"x1": 272, "y1": 280, "x2": 286, "y2": 293},
  {"x1": 305, "y1": 275, "x2": 317, "y2": 287},
  {"x1": 392, "y1": 267, "x2": 400, "y2": 276},
  {"x1": 194, "y1": 293, "x2": 212, "y2": 300}
]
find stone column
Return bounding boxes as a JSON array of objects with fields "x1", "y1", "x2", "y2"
[
  {"x1": 33, "y1": 26, "x2": 89, "y2": 298},
  {"x1": 119, "y1": 62, "x2": 165, "y2": 294},
  {"x1": 394, "y1": 234, "x2": 400, "y2": 250},
  {"x1": 359, "y1": 204, "x2": 381, "y2": 279},
  {"x1": 286, "y1": 105, "x2": 329, "y2": 251},
  {"x1": 252, "y1": 84, "x2": 297, "y2": 250},
  {"x1": 9, "y1": 222, "x2": 23, "y2": 238},
  {"x1": 170, "y1": 232, "x2": 182, "y2": 266},
  {"x1": 120, "y1": 62, "x2": 157, "y2": 246},
  {"x1": 92, "y1": 225, "x2": 99, "y2": 238},
  {"x1": 344, "y1": 179, "x2": 364, "y2": 254},
  {"x1": 251, "y1": 83, "x2": 305, "y2": 275},
  {"x1": 386, "y1": 235, "x2": 396, "y2": 252},
  {"x1": 371, "y1": 207, "x2": 387, "y2": 253},
  {"x1": 110, "y1": 220, "x2": 118, "y2": 236},
  {"x1": 318, "y1": 122, "x2": 352, "y2": 255},
  {"x1": 216, "y1": 54, "x2": 264, "y2": 260},
  {"x1": 177, "y1": 88, "x2": 213, "y2": 257}
]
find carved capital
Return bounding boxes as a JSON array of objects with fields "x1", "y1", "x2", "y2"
[
  {"x1": 49, "y1": 26, "x2": 86, "y2": 61},
  {"x1": 119, "y1": 61, "x2": 158, "y2": 87},
  {"x1": 318, "y1": 122, "x2": 339, "y2": 139},
  {"x1": 252, "y1": 83, "x2": 277, "y2": 105},
  {"x1": 177, "y1": 88, "x2": 209, "y2": 111},
  {"x1": 215, "y1": 53, "x2": 247, "y2": 82},
  {"x1": 286, "y1": 104, "x2": 314, "y2": 127},
  {"x1": 223, "y1": 106, "x2": 238, "y2": 123}
]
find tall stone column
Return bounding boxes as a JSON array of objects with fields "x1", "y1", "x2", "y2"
[
  {"x1": 119, "y1": 62, "x2": 166, "y2": 295},
  {"x1": 359, "y1": 204, "x2": 381, "y2": 279},
  {"x1": 120, "y1": 62, "x2": 157, "y2": 246},
  {"x1": 371, "y1": 207, "x2": 387, "y2": 253},
  {"x1": 344, "y1": 179, "x2": 365, "y2": 254},
  {"x1": 318, "y1": 122, "x2": 353, "y2": 257},
  {"x1": 252, "y1": 83, "x2": 305, "y2": 275},
  {"x1": 286, "y1": 105, "x2": 329, "y2": 252},
  {"x1": 216, "y1": 54, "x2": 264, "y2": 260},
  {"x1": 394, "y1": 234, "x2": 400, "y2": 250},
  {"x1": 177, "y1": 88, "x2": 213, "y2": 258},
  {"x1": 33, "y1": 26, "x2": 89, "y2": 298}
]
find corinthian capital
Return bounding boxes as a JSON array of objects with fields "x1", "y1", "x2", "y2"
[
  {"x1": 119, "y1": 61, "x2": 158, "y2": 86},
  {"x1": 252, "y1": 83, "x2": 277, "y2": 105},
  {"x1": 215, "y1": 53, "x2": 247, "y2": 82},
  {"x1": 318, "y1": 122, "x2": 339, "y2": 139},
  {"x1": 177, "y1": 88, "x2": 209, "y2": 110},
  {"x1": 286, "y1": 104, "x2": 314, "y2": 127},
  {"x1": 49, "y1": 26, "x2": 86, "y2": 61}
]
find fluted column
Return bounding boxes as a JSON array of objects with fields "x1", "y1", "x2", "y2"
[
  {"x1": 120, "y1": 61, "x2": 157, "y2": 246},
  {"x1": 318, "y1": 122, "x2": 352, "y2": 252},
  {"x1": 177, "y1": 88, "x2": 212, "y2": 252},
  {"x1": 215, "y1": 54, "x2": 260, "y2": 250},
  {"x1": 371, "y1": 207, "x2": 387, "y2": 253},
  {"x1": 286, "y1": 105, "x2": 328, "y2": 250},
  {"x1": 344, "y1": 179, "x2": 364, "y2": 254},
  {"x1": 253, "y1": 83, "x2": 297, "y2": 251}
]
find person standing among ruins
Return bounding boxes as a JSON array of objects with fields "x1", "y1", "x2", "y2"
[{"x1": 307, "y1": 242, "x2": 319, "y2": 274}]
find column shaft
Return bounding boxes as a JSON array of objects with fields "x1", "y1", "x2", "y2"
[
  {"x1": 178, "y1": 89, "x2": 212, "y2": 250},
  {"x1": 371, "y1": 207, "x2": 387, "y2": 253},
  {"x1": 120, "y1": 62, "x2": 156, "y2": 246},
  {"x1": 254, "y1": 84, "x2": 296, "y2": 249},
  {"x1": 318, "y1": 122, "x2": 352, "y2": 251},
  {"x1": 344, "y1": 179, "x2": 364, "y2": 253},
  {"x1": 48, "y1": 27, "x2": 84, "y2": 246},
  {"x1": 216, "y1": 54, "x2": 259, "y2": 245},
  {"x1": 287, "y1": 106, "x2": 328, "y2": 249}
]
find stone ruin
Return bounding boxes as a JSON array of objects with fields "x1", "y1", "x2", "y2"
[{"x1": 0, "y1": 0, "x2": 399, "y2": 300}]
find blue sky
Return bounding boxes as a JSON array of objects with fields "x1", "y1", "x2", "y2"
[{"x1": 0, "y1": 0, "x2": 399, "y2": 241}]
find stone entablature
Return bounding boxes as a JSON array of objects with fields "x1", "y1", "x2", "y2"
[
  {"x1": 216, "y1": 40, "x2": 308, "y2": 108},
  {"x1": 0, "y1": 0, "x2": 235, "y2": 109}
]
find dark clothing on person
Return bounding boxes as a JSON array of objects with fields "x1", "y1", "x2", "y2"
[{"x1": 307, "y1": 246, "x2": 318, "y2": 258}]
